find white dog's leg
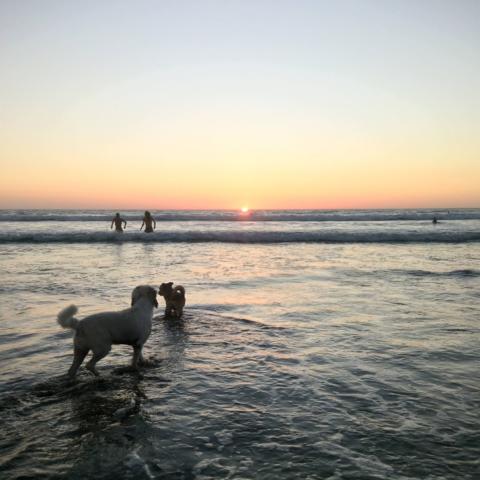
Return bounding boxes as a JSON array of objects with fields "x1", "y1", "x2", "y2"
[
  {"x1": 85, "y1": 348, "x2": 110, "y2": 376},
  {"x1": 131, "y1": 345, "x2": 143, "y2": 369},
  {"x1": 68, "y1": 347, "x2": 89, "y2": 378}
]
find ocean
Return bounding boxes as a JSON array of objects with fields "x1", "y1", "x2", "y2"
[{"x1": 0, "y1": 209, "x2": 479, "y2": 479}]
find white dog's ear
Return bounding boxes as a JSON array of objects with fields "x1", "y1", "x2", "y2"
[
  {"x1": 131, "y1": 287, "x2": 140, "y2": 306},
  {"x1": 148, "y1": 287, "x2": 158, "y2": 308}
]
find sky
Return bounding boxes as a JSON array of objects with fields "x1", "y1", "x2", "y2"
[{"x1": 0, "y1": 0, "x2": 479, "y2": 209}]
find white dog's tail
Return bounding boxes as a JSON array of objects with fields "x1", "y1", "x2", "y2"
[
  {"x1": 57, "y1": 304, "x2": 79, "y2": 330},
  {"x1": 175, "y1": 286, "x2": 185, "y2": 297}
]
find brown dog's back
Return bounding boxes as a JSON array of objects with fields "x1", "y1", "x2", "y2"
[{"x1": 173, "y1": 285, "x2": 185, "y2": 298}]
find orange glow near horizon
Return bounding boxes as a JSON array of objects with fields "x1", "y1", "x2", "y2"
[{"x1": 1, "y1": 139, "x2": 478, "y2": 209}]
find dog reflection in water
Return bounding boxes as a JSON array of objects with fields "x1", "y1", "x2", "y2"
[
  {"x1": 56, "y1": 285, "x2": 158, "y2": 378},
  {"x1": 159, "y1": 282, "x2": 186, "y2": 318}
]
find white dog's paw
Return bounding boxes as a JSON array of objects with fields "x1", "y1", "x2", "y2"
[
  {"x1": 138, "y1": 357, "x2": 160, "y2": 368},
  {"x1": 85, "y1": 364, "x2": 100, "y2": 376}
]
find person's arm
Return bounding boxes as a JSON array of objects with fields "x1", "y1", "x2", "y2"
[
  {"x1": 140, "y1": 220, "x2": 145, "y2": 231},
  {"x1": 123, "y1": 220, "x2": 127, "y2": 228},
  {"x1": 152, "y1": 218, "x2": 156, "y2": 230},
  {"x1": 111, "y1": 219, "x2": 114, "y2": 229}
]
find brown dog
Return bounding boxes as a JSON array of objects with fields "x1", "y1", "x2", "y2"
[{"x1": 159, "y1": 282, "x2": 186, "y2": 318}]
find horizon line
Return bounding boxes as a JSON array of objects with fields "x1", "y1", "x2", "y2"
[{"x1": 0, "y1": 206, "x2": 478, "y2": 212}]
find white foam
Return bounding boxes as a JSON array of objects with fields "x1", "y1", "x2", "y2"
[
  {"x1": 0, "y1": 229, "x2": 478, "y2": 244},
  {"x1": 1, "y1": 209, "x2": 478, "y2": 222}
]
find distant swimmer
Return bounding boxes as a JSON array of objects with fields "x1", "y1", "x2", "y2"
[
  {"x1": 111, "y1": 212, "x2": 127, "y2": 232},
  {"x1": 140, "y1": 211, "x2": 156, "y2": 233},
  {"x1": 432, "y1": 216, "x2": 438, "y2": 225}
]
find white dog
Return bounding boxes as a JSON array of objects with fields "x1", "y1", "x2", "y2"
[{"x1": 57, "y1": 285, "x2": 158, "y2": 378}]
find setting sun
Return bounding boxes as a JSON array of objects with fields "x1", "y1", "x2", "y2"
[{"x1": 241, "y1": 207, "x2": 249, "y2": 213}]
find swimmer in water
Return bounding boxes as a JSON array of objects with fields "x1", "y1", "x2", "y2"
[
  {"x1": 111, "y1": 212, "x2": 127, "y2": 232},
  {"x1": 432, "y1": 216, "x2": 438, "y2": 225},
  {"x1": 140, "y1": 211, "x2": 156, "y2": 233}
]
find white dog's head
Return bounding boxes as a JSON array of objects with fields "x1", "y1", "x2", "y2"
[{"x1": 131, "y1": 285, "x2": 158, "y2": 308}]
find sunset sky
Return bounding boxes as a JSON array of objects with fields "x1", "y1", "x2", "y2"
[{"x1": 0, "y1": 0, "x2": 479, "y2": 209}]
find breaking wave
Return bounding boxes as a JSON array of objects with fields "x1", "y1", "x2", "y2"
[
  {"x1": 1, "y1": 230, "x2": 479, "y2": 244},
  {"x1": 0, "y1": 209, "x2": 478, "y2": 222},
  {"x1": 403, "y1": 269, "x2": 480, "y2": 278}
]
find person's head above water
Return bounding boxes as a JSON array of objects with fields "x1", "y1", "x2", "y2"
[{"x1": 115, "y1": 213, "x2": 120, "y2": 217}]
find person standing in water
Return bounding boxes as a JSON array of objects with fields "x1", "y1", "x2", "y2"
[
  {"x1": 111, "y1": 212, "x2": 127, "y2": 232},
  {"x1": 140, "y1": 211, "x2": 156, "y2": 233}
]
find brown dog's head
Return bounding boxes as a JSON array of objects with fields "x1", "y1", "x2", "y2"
[
  {"x1": 159, "y1": 282, "x2": 174, "y2": 298},
  {"x1": 131, "y1": 285, "x2": 158, "y2": 307}
]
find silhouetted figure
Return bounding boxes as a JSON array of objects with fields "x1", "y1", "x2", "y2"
[
  {"x1": 432, "y1": 216, "x2": 438, "y2": 225},
  {"x1": 140, "y1": 211, "x2": 156, "y2": 233},
  {"x1": 111, "y1": 212, "x2": 127, "y2": 232}
]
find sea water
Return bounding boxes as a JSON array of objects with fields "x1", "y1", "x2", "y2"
[{"x1": 0, "y1": 209, "x2": 479, "y2": 479}]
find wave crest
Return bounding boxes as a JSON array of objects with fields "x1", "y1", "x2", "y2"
[
  {"x1": 0, "y1": 209, "x2": 479, "y2": 222},
  {"x1": 1, "y1": 230, "x2": 479, "y2": 244}
]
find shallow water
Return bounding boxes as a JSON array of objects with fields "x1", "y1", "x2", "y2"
[{"x1": 0, "y1": 211, "x2": 479, "y2": 479}]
